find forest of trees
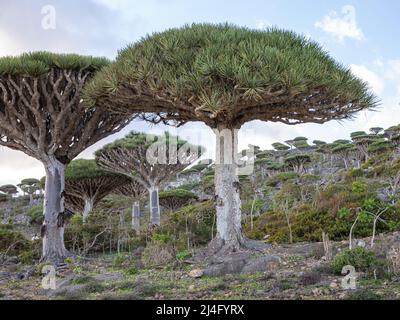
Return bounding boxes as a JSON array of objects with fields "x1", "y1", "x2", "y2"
[{"x1": 1, "y1": 23, "x2": 399, "y2": 301}]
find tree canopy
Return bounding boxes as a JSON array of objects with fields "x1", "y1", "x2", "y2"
[
  {"x1": 0, "y1": 52, "x2": 109, "y2": 77},
  {"x1": 65, "y1": 159, "x2": 129, "y2": 215},
  {"x1": 84, "y1": 23, "x2": 378, "y2": 129},
  {"x1": 95, "y1": 131, "x2": 204, "y2": 188},
  {"x1": 0, "y1": 51, "x2": 130, "y2": 163}
]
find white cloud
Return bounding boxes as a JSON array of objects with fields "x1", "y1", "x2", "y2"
[
  {"x1": 315, "y1": 5, "x2": 365, "y2": 42},
  {"x1": 350, "y1": 64, "x2": 385, "y2": 95},
  {"x1": 255, "y1": 19, "x2": 271, "y2": 30},
  {"x1": 385, "y1": 60, "x2": 400, "y2": 94}
]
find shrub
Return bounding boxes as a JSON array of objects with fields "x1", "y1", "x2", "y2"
[
  {"x1": 266, "y1": 172, "x2": 299, "y2": 187},
  {"x1": 141, "y1": 242, "x2": 175, "y2": 267},
  {"x1": 352, "y1": 180, "x2": 368, "y2": 194},
  {"x1": 346, "y1": 289, "x2": 382, "y2": 300},
  {"x1": 27, "y1": 205, "x2": 44, "y2": 224},
  {"x1": 0, "y1": 224, "x2": 31, "y2": 255},
  {"x1": 331, "y1": 247, "x2": 380, "y2": 275}
]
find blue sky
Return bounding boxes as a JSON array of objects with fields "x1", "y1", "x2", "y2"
[{"x1": 0, "y1": 0, "x2": 399, "y2": 185}]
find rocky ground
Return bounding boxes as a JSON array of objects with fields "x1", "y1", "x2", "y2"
[{"x1": 1, "y1": 232, "x2": 400, "y2": 300}]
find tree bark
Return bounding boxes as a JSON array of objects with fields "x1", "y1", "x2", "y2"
[
  {"x1": 41, "y1": 157, "x2": 69, "y2": 264},
  {"x1": 213, "y1": 128, "x2": 244, "y2": 251},
  {"x1": 132, "y1": 201, "x2": 140, "y2": 234},
  {"x1": 29, "y1": 193, "x2": 34, "y2": 206},
  {"x1": 82, "y1": 197, "x2": 94, "y2": 223},
  {"x1": 149, "y1": 186, "x2": 160, "y2": 226}
]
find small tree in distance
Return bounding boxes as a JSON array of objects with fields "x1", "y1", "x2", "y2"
[
  {"x1": 96, "y1": 131, "x2": 203, "y2": 226},
  {"x1": 284, "y1": 154, "x2": 311, "y2": 173},
  {"x1": 65, "y1": 159, "x2": 130, "y2": 223},
  {"x1": 159, "y1": 189, "x2": 198, "y2": 211},
  {"x1": 0, "y1": 184, "x2": 17, "y2": 197},
  {"x1": 272, "y1": 142, "x2": 290, "y2": 151},
  {"x1": 18, "y1": 178, "x2": 40, "y2": 206},
  {"x1": 332, "y1": 144, "x2": 354, "y2": 169}
]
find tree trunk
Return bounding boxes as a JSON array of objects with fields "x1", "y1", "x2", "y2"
[
  {"x1": 132, "y1": 201, "x2": 140, "y2": 234},
  {"x1": 82, "y1": 197, "x2": 94, "y2": 223},
  {"x1": 149, "y1": 186, "x2": 160, "y2": 226},
  {"x1": 343, "y1": 157, "x2": 349, "y2": 170},
  {"x1": 29, "y1": 193, "x2": 34, "y2": 206},
  {"x1": 41, "y1": 157, "x2": 69, "y2": 264},
  {"x1": 213, "y1": 127, "x2": 243, "y2": 251}
]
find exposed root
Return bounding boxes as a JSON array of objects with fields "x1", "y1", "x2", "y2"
[{"x1": 193, "y1": 236, "x2": 269, "y2": 263}]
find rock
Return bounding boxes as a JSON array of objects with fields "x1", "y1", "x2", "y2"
[
  {"x1": 357, "y1": 240, "x2": 366, "y2": 248},
  {"x1": 299, "y1": 272, "x2": 322, "y2": 286},
  {"x1": 203, "y1": 254, "x2": 280, "y2": 277},
  {"x1": 312, "y1": 288, "x2": 323, "y2": 296},
  {"x1": 204, "y1": 258, "x2": 246, "y2": 277},
  {"x1": 49, "y1": 284, "x2": 86, "y2": 297},
  {"x1": 93, "y1": 272, "x2": 123, "y2": 282},
  {"x1": 188, "y1": 284, "x2": 195, "y2": 291},
  {"x1": 330, "y1": 281, "x2": 339, "y2": 289},
  {"x1": 188, "y1": 269, "x2": 203, "y2": 278},
  {"x1": 241, "y1": 255, "x2": 281, "y2": 274}
]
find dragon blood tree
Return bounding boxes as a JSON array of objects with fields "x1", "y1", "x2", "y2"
[
  {"x1": 0, "y1": 184, "x2": 18, "y2": 197},
  {"x1": 0, "y1": 52, "x2": 132, "y2": 263},
  {"x1": 284, "y1": 154, "x2": 311, "y2": 173},
  {"x1": 84, "y1": 24, "x2": 378, "y2": 254},
  {"x1": 95, "y1": 131, "x2": 203, "y2": 226},
  {"x1": 18, "y1": 178, "x2": 41, "y2": 206},
  {"x1": 113, "y1": 180, "x2": 146, "y2": 234},
  {"x1": 331, "y1": 143, "x2": 354, "y2": 169},
  {"x1": 159, "y1": 189, "x2": 198, "y2": 211},
  {"x1": 65, "y1": 159, "x2": 130, "y2": 223}
]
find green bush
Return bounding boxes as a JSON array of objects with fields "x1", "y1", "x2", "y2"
[
  {"x1": 141, "y1": 241, "x2": 175, "y2": 267},
  {"x1": 346, "y1": 289, "x2": 382, "y2": 300},
  {"x1": 64, "y1": 210, "x2": 141, "y2": 255},
  {"x1": 0, "y1": 193, "x2": 8, "y2": 202},
  {"x1": 0, "y1": 224, "x2": 30, "y2": 255},
  {"x1": 331, "y1": 247, "x2": 380, "y2": 275},
  {"x1": 266, "y1": 172, "x2": 299, "y2": 187},
  {"x1": 27, "y1": 205, "x2": 44, "y2": 224},
  {"x1": 0, "y1": 224, "x2": 40, "y2": 263}
]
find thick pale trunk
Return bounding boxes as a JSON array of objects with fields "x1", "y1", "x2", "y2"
[
  {"x1": 29, "y1": 194, "x2": 34, "y2": 206},
  {"x1": 41, "y1": 157, "x2": 69, "y2": 264},
  {"x1": 343, "y1": 158, "x2": 349, "y2": 170},
  {"x1": 214, "y1": 128, "x2": 243, "y2": 250},
  {"x1": 82, "y1": 197, "x2": 94, "y2": 223},
  {"x1": 149, "y1": 186, "x2": 160, "y2": 226},
  {"x1": 132, "y1": 201, "x2": 140, "y2": 234}
]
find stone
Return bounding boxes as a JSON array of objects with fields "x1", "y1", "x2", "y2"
[
  {"x1": 188, "y1": 269, "x2": 203, "y2": 278},
  {"x1": 203, "y1": 254, "x2": 280, "y2": 277},
  {"x1": 93, "y1": 272, "x2": 123, "y2": 282},
  {"x1": 357, "y1": 240, "x2": 366, "y2": 248},
  {"x1": 241, "y1": 255, "x2": 281, "y2": 274}
]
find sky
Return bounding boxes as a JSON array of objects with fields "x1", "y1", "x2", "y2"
[{"x1": 0, "y1": 0, "x2": 399, "y2": 186}]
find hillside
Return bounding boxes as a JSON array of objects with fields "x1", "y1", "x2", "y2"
[{"x1": 1, "y1": 126, "x2": 400, "y2": 300}]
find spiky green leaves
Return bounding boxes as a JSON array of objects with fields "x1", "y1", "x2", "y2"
[
  {"x1": 0, "y1": 52, "x2": 109, "y2": 77},
  {"x1": 85, "y1": 23, "x2": 378, "y2": 127},
  {"x1": 66, "y1": 159, "x2": 115, "y2": 180},
  {"x1": 96, "y1": 131, "x2": 205, "y2": 158}
]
